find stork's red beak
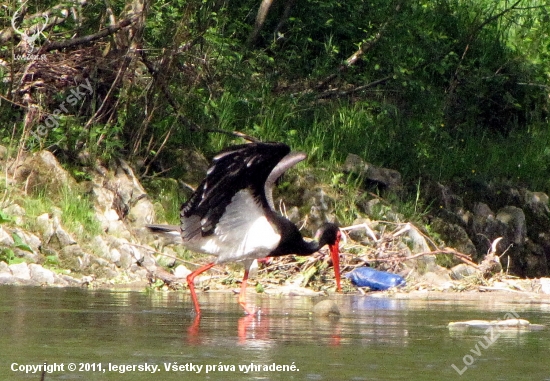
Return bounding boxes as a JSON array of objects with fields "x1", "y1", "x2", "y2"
[{"x1": 329, "y1": 231, "x2": 342, "y2": 292}]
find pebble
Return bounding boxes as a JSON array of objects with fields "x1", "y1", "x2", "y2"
[
  {"x1": 312, "y1": 299, "x2": 340, "y2": 317},
  {"x1": 173, "y1": 264, "x2": 191, "y2": 278}
]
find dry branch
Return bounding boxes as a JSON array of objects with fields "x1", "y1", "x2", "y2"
[
  {"x1": 315, "y1": 1, "x2": 402, "y2": 91},
  {"x1": 367, "y1": 248, "x2": 478, "y2": 268},
  {"x1": 42, "y1": 16, "x2": 138, "y2": 52}
]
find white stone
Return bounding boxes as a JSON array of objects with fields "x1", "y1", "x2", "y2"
[
  {"x1": 109, "y1": 248, "x2": 121, "y2": 263},
  {"x1": 540, "y1": 278, "x2": 550, "y2": 294},
  {"x1": 0, "y1": 261, "x2": 10, "y2": 273},
  {"x1": 9, "y1": 262, "x2": 30, "y2": 279},
  {"x1": 104, "y1": 209, "x2": 120, "y2": 222},
  {"x1": 29, "y1": 264, "x2": 55, "y2": 284},
  {"x1": 36, "y1": 213, "x2": 54, "y2": 243},
  {"x1": 173, "y1": 265, "x2": 191, "y2": 278},
  {"x1": 0, "y1": 227, "x2": 14, "y2": 245},
  {"x1": 91, "y1": 235, "x2": 111, "y2": 259},
  {"x1": 0, "y1": 272, "x2": 15, "y2": 284}
]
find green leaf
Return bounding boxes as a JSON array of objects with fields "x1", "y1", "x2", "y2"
[
  {"x1": 12, "y1": 233, "x2": 34, "y2": 253},
  {"x1": 0, "y1": 211, "x2": 12, "y2": 224},
  {"x1": 0, "y1": 248, "x2": 15, "y2": 263}
]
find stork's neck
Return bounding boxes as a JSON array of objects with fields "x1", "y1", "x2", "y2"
[{"x1": 268, "y1": 214, "x2": 321, "y2": 257}]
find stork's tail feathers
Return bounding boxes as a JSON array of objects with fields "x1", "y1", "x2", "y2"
[
  {"x1": 146, "y1": 224, "x2": 182, "y2": 245},
  {"x1": 146, "y1": 224, "x2": 180, "y2": 233}
]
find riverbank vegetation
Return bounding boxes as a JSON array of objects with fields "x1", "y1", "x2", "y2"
[{"x1": 1, "y1": 0, "x2": 549, "y2": 225}]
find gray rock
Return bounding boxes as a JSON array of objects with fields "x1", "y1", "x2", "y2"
[
  {"x1": 450, "y1": 264, "x2": 480, "y2": 280},
  {"x1": 418, "y1": 270, "x2": 453, "y2": 288},
  {"x1": 35, "y1": 213, "x2": 54, "y2": 244},
  {"x1": 344, "y1": 153, "x2": 402, "y2": 190},
  {"x1": 55, "y1": 225, "x2": 77, "y2": 247},
  {"x1": 117, "y1": 244, "x2": 137, "y2": 269},
  {"x1": 13, "y1": 248, "x2": 40, "y2": 263},
  {"x1": 91, "y1": 186, "x2": 115, "y2": 214},
  {"x1": 59, "y1": 245, "x2": 89, "y2": 272},
  {"x1": 109, "y1": 248, "x2": 121, "y2": 264},
  {"x1": 301, "y1": 187, "x2": 336, "y2": 229},
  {"x1": 3, "y1": 204, "x2": 25, "y2": 225},
  {"x1": 90, "y1": 235, "x2": 111, "y2": 259},
  {"x1": 154, "y1": 247, "x2": 178, "y2": 267},
  {"x1": 405, "y1": 224, "x2": 430, "y2": 253},
  {"x1": 14, "y1": 150, "x2": 76, "y2": 195},
  {"x1": 129, "y1": 265, "x2": 148, "y2": 280},
  {"x1": 0, "y1": 272, "x2": 16, "y2": 285},
  {"x1": 57, "y1": 274, "x2": 83, "y2": 286},
  {"x1": 127, "y1": 197, "x2": 155, "y2": 227},
  {"x1": 496, "y1": 206, "x2": 527, "y2": 245},
  {"x1": 0, "y1": 261, "x2": 10, "y2": 273},
  {"x1": 29, "y1": 264, "x2": 55, "y2": 285},
  {"x1": 473, "y1": 202, "x2": 494, "y2": 219},
  {"x1": 312, "y1": 299, "x2": 340, "y2": 316},
  {"x1": 13, "y1": 230, "x2": 41, "y2": 251},
  {"x1": 9, "y1": 262, "x2": 30, "y2": 279},
  {"x1": 431, "y1": 218, "x2": 477, "y2": 257},
  {"x1": 100, "y1": 160, "x2": 155, "y2": 228},
  {"x1": 479, "y1": 252, "x2": 503, "y2": 278},
  {"x1": 0, "y1": 226, "x2": 14, "y2": 245}
]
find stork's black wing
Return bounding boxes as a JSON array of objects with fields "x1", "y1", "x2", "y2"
[{"x1": 181, "y1": 142, "x2": 304, "y2": 237}]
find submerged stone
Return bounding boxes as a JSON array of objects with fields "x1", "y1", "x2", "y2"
[{"x1": 312, "y1": 299, "x2": 340, "y2": 317}]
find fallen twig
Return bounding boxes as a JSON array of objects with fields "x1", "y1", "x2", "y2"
[{"x1": 365, "y1": 247, "x2": 478, "y2": 268}]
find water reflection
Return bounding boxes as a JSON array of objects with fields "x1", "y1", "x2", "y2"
[
  {"x1": 1, "y1": 287, "x2": 549, "y2": 381},
  {"x1": 181, "y1": 294, "x2": 413, "y2": 349}
]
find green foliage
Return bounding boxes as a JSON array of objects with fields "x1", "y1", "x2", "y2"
[
  {"x1": 20, "y1": 186, "x2": 101, "y2": 240},
  {"x1": 1, "y1": 0, "x2": 550, "y2": 208},
  {"x1": 11, "y1": 233, "x2": 33, "y2": 253},
  {"x1": 0, "y1": 211, "x2": 12, "y2": 224},
  {"x1": 0, "y1": 248, "x2": 16, "y2": 264}
]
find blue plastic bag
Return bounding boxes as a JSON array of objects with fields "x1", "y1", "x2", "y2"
[{"x1": 345, "y1": 267, "x2": 406, "y2": 290}]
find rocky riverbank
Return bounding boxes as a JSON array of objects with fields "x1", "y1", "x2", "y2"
[{"x1": 1, "y1": 147, "x2": 550, "y2": 297}]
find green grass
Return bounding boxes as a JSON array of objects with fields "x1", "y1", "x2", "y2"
[
  {"x1": 201, "y1": 91, "x2": 550, "y2": 195},
  {"x1": 19, "y1": 185, "x2": 101, "y2": 240}
]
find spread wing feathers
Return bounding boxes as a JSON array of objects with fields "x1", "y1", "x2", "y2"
[
  {"x1": 182, "y1": 189, "x2": 281, "y2": 264},
  {"x1": 264, "y1": 151, "x2": 306, "y2": 209},
  {"x1": 180, "y1": 142, "x2": 298, "y2": 237}
]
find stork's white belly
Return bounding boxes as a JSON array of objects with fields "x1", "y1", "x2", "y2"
[{"x1": 181, "y1": 189, "x2": 281, "y2": 264}]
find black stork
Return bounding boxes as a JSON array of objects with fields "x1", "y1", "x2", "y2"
[{"x1": 147, "y1": 142, "x2": 342, "y2": 315}]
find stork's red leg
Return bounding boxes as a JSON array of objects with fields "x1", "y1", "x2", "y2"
[
  {"x1": 186, "y1": 262, "x2": 215, "y2": 315},
  {"x1": 238, "y1": 269, "x2": 256, "y2": 315}
]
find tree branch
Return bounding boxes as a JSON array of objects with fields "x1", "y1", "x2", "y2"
[
  {"x1": 447, "y1": 0, "x2": 523, "y2": 98},
  {"x1": 0, "y1": 1, "x2": 87, "y2": 45},
  {"x1": 316, "y1": 1, "x2": 402, "y2": 91},
  {"x1": 247, "y1": 0, "x2": 274, "y2": 47},
  {"x1": 315, "y1": 75, "x2": 393, "y2": 100},
  {"x1": 41, "y1": 15, "x2": 137, "y2": 52}
]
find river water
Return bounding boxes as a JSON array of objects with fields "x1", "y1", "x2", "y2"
[{"x1": 0, "y1": 286, "x2": 549, "y2": 380}]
